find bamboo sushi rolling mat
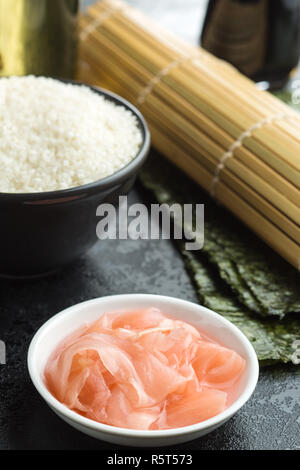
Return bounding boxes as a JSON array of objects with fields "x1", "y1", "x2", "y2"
[{"x1": 78, "y1": 0, "x2": 300, "y2": 270}]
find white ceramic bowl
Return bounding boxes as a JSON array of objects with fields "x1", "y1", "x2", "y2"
[{"x1": 28, "y1": 294, "x2": 259, "y2": 447}]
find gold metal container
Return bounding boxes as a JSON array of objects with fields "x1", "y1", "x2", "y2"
[{"x1": 0, "y1": 0, "x2": 79, "y2": 78}]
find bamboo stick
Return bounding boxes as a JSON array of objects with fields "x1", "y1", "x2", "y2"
[
  {"x1": 80, "y1": 49, "x2": 300, "y2": 239},
  {"x1": 79, "y1": 0, "x2": 300, "y2": 269},
  {"x1": 93, "y1": 3, "x2": 300, "y2": 139},
  {"x1": 81, "y1": 55, "x2": 300, "y2": 249},
  {"x1": 81, "y1": 41, "x2": 300, "y2": 221},
  {"x1": 88, "y1": 5, "x2": 300, "y2": 149},
  {"x1": 86, "y1": 21, "x2": 300, "y2": 187},
  {"x1": 82, "y1": 5, "x2": 300, "y2": 144}
]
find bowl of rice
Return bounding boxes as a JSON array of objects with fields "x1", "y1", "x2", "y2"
[{"x1": 0, "y1": 76, "x2": 150, "y2": 278}]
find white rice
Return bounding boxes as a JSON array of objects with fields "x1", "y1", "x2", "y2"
[{"x1": 0, "y1": 76, "x2": 143, "y2": 193}]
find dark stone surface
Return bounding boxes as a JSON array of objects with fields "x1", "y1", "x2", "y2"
[
  {"x1": 0, "y1": 0, "x2": 299, "y2": 451},
  {"x1": 1, "y1": 184, "x2": 300, "y2": 451}
]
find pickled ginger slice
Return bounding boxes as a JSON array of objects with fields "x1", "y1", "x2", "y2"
[
  {"x1": 162, "y1": 388, "x2": 227, "y2": 429},
  {"x1": 45, "y1": 309, "x2": 246, "y2": 430},
  {"x1": 193, "y1": 341, "x2": 245, "y2": 389},
  {"x1": 106, "y1": 385, "x2": 161, "y2": 430},
  {"x1": 133, "y1": 351, "x2": 190, "y2": 404}
]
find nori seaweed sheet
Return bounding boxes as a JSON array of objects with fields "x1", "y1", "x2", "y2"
[
  {"x1": 140, "y1": 157, "x2": 300, "y2": 318},
  {"x1": 184, "y1": 250, "x2": 300, "y2": 365}
]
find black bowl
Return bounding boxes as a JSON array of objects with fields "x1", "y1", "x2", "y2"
[{"x1": 0, "y1": 83, "x2": 150, "y2": 278}]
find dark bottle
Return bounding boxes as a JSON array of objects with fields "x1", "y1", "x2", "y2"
[
  {"x1": 0, "y1": 0, "x2": 80, "y2": 79},
  {"x1": 201, "y1": 0, "x2": 300, "y2": 90}
]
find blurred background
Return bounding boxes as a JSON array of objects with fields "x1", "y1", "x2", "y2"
[
  {"x1": 82, "y1": 0, "x2": 300, "y2": 88},
  {"x1": 82, "y1": 0, "x2": 209, "y2": 44},
  {"x1": 1, "y1": 0, "x2": 298, "y2": 87}
]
